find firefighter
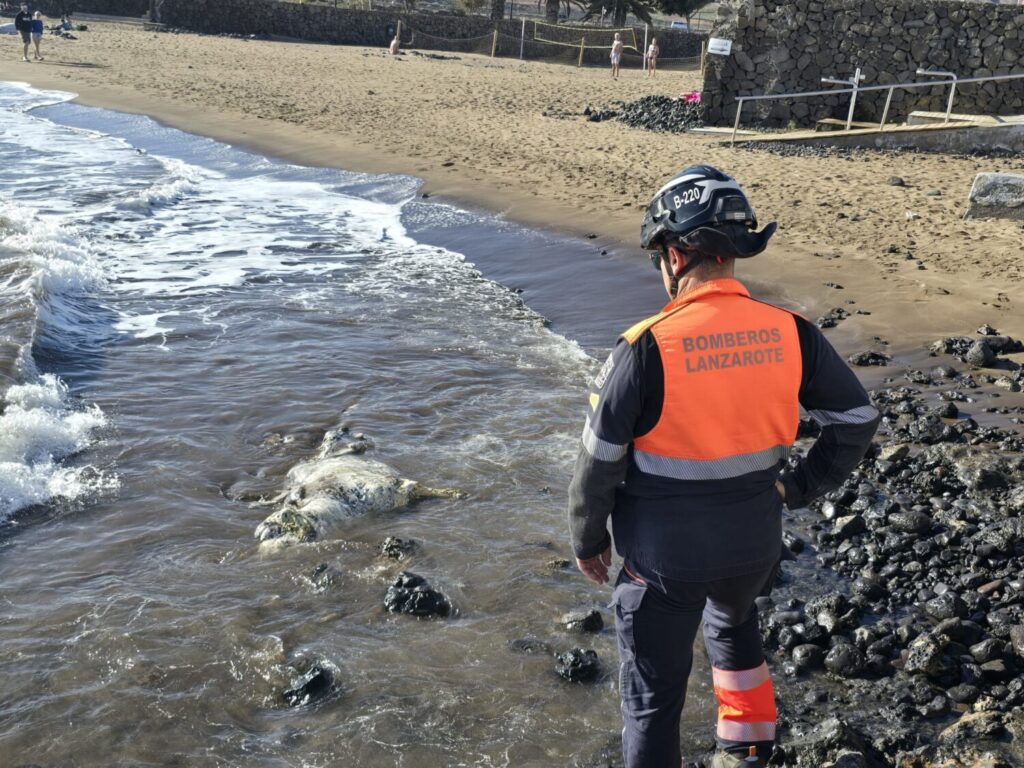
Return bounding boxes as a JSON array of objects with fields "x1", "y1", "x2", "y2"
[{"x1": 567, "y1": 165, "x2": 880, "y2": 768}]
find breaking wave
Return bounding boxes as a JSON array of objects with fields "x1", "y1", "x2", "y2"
[{"x1": 0, "y1": 204, "x2": 116, "y2": 521}]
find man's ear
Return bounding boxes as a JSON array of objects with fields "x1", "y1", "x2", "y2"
[{"x1": 664, "y1": 245, "x2": 684, "y2": 276}]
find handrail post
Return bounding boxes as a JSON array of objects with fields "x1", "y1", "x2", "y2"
[
  {"x1": 731, "y1": 98, "x2": 745, "y2": 147},
  {"x1": 916, "y1": 68, "x2": 957, "y2": 125},
  {"x1": 879, "y1": 86, "x2": 894, "y2": 130},
  {"x1": 846, "y1": 66, "x2": 863, "y2": 130}
]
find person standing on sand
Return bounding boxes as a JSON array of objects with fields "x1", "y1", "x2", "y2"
[
  {"x1": 610, "y1": 32, "x2": 624, "y2": 80},
  {"x1": 567, "y1": 165, "x2": 879, "y2": 767},
  {"x1": 389, "y1": 35, "x2": 400, "y2": 55},
  {"x1": 15, "y1": 4, "x2": 31, "y2": 62},
  {"x1": 646, "y1": 37, "x2": 659, "y2": 77},
  {"x1": 30, "y1": 11, "x2": 44, "y2": 60}
]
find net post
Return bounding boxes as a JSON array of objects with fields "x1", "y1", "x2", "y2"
[
  {"x1": 643, "y1": 24, "x2": 648, "y2": 72},
  {"x1": 491, "y1": 28, "x2": 499, "y2": 57},
  {"x1": 520, "y1": 17, "x2": 526, "y2": 59},
  {"x1": 578, "y1": 36, "x2": 586, "y2": 67},
  {"x1": 700, "y1": 39, "x2": 706, "y2": 78}
]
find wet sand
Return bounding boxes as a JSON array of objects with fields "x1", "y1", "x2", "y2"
[{"x1": 4, "y1": 20, "x2": 1023, "y2": 350}]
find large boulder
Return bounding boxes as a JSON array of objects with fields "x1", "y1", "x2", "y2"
[{"x1": 966, "y1": 173, "x2": 1024, "y2": 221}]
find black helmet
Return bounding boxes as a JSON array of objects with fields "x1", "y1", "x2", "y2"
[{"x1": 640, "y1": 165, "x2": 776, "y2": 259}]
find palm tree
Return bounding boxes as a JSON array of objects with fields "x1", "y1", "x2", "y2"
[
  {"x1": 581, "y1": 0, "x2": 655, "y2": 26},
  {"x1": 545, "y1": 0, "x2": 560, "y2": 22},
  {"x1": 657, "y1": 0, "x2": 713, "y2": 29}
]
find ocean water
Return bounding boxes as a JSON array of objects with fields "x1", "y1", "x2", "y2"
[{"x1": 0, "y1": 80, "x2": 698, "y2": 766}]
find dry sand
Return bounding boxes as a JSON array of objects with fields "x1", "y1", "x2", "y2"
[{"x1": 4, "y1": 21, "x2": 1023, "y2": 349}]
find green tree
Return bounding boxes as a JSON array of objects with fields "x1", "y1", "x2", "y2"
[{"x1": 657, "y1": 0, "x2": 713, "y2": 29}]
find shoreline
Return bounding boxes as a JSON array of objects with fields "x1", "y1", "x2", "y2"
[
  {"x1": 7, "y1": 43, "x2": 1024, "y2": 768},
  {"x1": 18, "y1": 74, "x2": 606, "y2": 251},
  {"x1": 3, "y1": 23, "x2": 1022, "y2": 356}
]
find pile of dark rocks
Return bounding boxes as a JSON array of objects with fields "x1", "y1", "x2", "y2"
[
  {"x1": 847, "y1": 350, "x2": 891, "y2": 367},
  {"x1": 759, "y1": 328, "x2": 1024, "y2": 765},
  {"x1": 816, "y1": 307, "x2": 850, "y2": 329},
  {"x1": 384, "y1": 571, "x2": 450, "y2": 618},
  {"x1": 584, "y1": 96, "x2": 704, "y2": 133},
  {"x1": 932, "y1": 325, "x2": 1024, "y2": 380}
]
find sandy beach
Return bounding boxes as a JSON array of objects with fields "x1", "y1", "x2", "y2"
[
  {"x1": 7, "y1": 18, "x2": 1024, "y2": 768},
  {"x1": 4, "y1": 20, "x2": 1023, "y2": 346}
]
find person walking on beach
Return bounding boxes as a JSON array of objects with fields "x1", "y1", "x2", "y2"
[
  {"x1": 610, "y1": 32, "x2": 624, "y2": 80},
  {"x1": 15, "y1": 4, "x2": 31, "y2": 62},
  {"x1": 30, "y1": 11, "x2": 44, "y2": 60},
  {"x1": 567, "y1": 165, "x2": 879, "y2": 768},
  {"x1": 646, "y1": 37, "x2": 659, "y2": 77}
]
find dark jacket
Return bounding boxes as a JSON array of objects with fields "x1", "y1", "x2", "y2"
[
  {"x1": 567, "y1": 279, "x2": 880, "y2": 581},
  {"x1": 15, "y1": 10, "x2": 30, "y2": 31}
]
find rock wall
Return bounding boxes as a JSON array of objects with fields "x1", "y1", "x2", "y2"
[
  {"x1": 32, "y1": 0, "x2": 151, "y2": 17},
  {"x1": 702, "y1": 0, "x2": 1024, "y2": 127},
  {"x1": 157, "y1": 0, "x2": 702, "y2": 61}
]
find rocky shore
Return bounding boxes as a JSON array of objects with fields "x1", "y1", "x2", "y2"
[
  {"x1": 757, "y1": 326, "x2": 1024, "y2": 767},
  {"x1": 275, "y1": 325, "x2": 1023, "y2": 767}
]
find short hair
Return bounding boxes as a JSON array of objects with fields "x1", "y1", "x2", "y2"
[{"x1": 662, "y1": 238, "x2": 735, "y2": 279}]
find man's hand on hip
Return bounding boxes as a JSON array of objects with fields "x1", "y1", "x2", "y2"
[{"x1": 576, "y1": 546, "x2": 612, "y2": 585}]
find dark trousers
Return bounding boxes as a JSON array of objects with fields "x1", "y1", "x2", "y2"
[{"x1": 612, "y1": 561, "x2": 777, "y2": 768}]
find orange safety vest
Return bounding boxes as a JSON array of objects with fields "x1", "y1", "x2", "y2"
[{"x1": 622, "y1": 278, "x2": 802, "y2": 481}]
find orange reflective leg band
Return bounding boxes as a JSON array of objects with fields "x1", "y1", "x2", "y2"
[{"x1": 712, "y1": 662, "x2": 777, "y2": 743}]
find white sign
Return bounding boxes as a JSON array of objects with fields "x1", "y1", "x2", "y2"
[{"x1": 707, "y1": 38, "x2": 733, "y2": 56}]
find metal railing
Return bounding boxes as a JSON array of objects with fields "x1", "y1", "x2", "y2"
[{"x1": 730, "y1": 69, "x2": 1024, "y2": 146}]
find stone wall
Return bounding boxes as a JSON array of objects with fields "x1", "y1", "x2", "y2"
[
  {"x1": 702, "y1": 0, "x2": 1024, "y2": 128},
  {"x1": 31, "y1": 0, "x2": 151, "y2": 17},
  {"x1": 156, "y1": 0, "x2": 703, "y2": 62}
]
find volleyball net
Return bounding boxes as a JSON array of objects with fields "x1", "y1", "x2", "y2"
[
  {"x1": 403, "y1": 21, "x2": 701, "y2": 70},
  {"x1": 531, "y1": 20, "x2": 637, "y2": 52},
  {"x1": 406, "y1": 27, "x2": 495, "y2": 55}
]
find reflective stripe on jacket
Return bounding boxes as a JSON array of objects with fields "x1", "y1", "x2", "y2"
[{"x1": 627, "y1": 279, "x2": 801, "y2": 481}]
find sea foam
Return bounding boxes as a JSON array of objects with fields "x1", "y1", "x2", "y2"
[
  {"x1": 0, "y1": 375, "x2": 115, "y2": 520},
  {"x1": 0, "y1": 201, "x2": 115, "y2": 522}
]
